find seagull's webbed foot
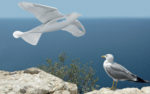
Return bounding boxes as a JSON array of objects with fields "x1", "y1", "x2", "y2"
[{"x1": 110, "y1": 87, "x2": 116, "y2": 90}]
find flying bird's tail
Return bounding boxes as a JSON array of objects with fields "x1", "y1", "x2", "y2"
[
  {"x1": 13, "y1": 31, "x2": 42, "y2": 45},
  {"x1": 135, "y1": 76, "x2": 150, "y2": 83}
]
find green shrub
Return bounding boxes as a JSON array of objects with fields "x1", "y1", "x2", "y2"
[{"x1": 38, "y1": 53, "x2": 99, "y2": 93}]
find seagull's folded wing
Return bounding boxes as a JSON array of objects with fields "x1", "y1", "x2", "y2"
[
  {"x1": 62, "y1": 20, "x2": 86, "y2": 37},
  {"x1": 107, "y1": 63, "x2": 137, "y2": 81},
  {"x1": 19, "y1": 2, "x2": 64, "y2": 23},
  {"x1": 111, "y1": 63, "x2": 133, "y2": 75}
]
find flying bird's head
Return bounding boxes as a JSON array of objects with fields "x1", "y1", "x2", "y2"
[
  {"x1": 101, "y1": 54, "x2": 114, "y2": 62},
  {"x1": 13, "y1": 31, "x2": 24, "y2": 38}
]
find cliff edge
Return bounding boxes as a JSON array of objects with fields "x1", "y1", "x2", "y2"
[
  {"x1": 0, "y1": 67, "x2": 77, "y2": 94},
  {"x1": 85, "y1": 87, "x2": 150, "y2": 94}
]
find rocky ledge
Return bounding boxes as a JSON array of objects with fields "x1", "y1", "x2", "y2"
[
  {"x1": 0, "y1": 67, "x2": 150, "y2": 94},
  {"x1": 85, "y1": 87, "x2": 150, "y2": 94},
  {"x1": 0, "y1": 67, "x2": 77, "y2": 94}
]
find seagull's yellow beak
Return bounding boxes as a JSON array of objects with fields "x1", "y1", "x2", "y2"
[{"x1": 101, "y1": 55, "x2": 106, "y2": 58}]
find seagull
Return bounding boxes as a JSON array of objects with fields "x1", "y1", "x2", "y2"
[
  {"x1": 101, "y1": 54, "x2": 149, "y2": 90},
  {"x1": 13, "y1": 2, "x2": 86, "y2": 45}
]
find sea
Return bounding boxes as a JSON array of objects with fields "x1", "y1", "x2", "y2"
[{"x1": 0, "y1": 18, "x2": 150, "y2": 89}]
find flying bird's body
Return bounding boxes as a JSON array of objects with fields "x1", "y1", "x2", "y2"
[
  {"x1": 13, "y1": 2, "x2": 86, "y2": 45},
  {"x1": 25, "y1": 13, "x2": 81, "y2": 33},
  {"x1": 101, "y1": 54, "x2": 149, "y2": 90}
]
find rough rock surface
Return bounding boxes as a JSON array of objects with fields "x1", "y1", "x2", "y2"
[
  {"x1": 85, "y1": 87, "x2": 150, "y2": 94},
  {"x1": 0, "y1": 67, "x2": 77, "y2": 94}
]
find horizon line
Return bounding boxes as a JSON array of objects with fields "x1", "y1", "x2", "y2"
[{"x1": 1, "y1": 17, "x2": 150, "y2": 19}]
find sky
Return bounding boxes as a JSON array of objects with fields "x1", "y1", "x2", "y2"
[{"x1": 1, "y1": 0, "x2": 150, "y2": 18}]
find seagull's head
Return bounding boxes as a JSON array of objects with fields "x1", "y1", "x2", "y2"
[{"x1": 101, "y1": 54, "x2": 114, "y2": 62}]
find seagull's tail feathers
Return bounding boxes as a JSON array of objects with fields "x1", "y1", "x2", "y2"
[
  {"x1": 13, "y1": 31, "x2": 42, "y2": 45},
  {"x1": 135, "y1": 76, "x2": 150, "y2": 83}
]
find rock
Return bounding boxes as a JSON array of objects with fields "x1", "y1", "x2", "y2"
[
  {"x1": 85, "y1": 86, "x2": 150, "y2": 94},
  {"x1": 141, "y1": 87, "x2": 150, "y2": 94},
  {"x1": 0, "y1": 67, "x2": 77, "y2": 94},
  {"x1": 53, "y1": 90, "x2": 70, "y2": 94},
  {"x1": 64, "y1": 82, "x2": 78, "y2": 94},
  {"x1": 24, "y1": 68, "x2": 40, "y2": 74},
  {"x1": 114, "y1": 88, "x2": 142, "y2": 94}
]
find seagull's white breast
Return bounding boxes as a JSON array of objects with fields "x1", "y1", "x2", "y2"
[
  {"x1": 103, "y1": 60, "x2": 112, "y2": 68},
  {"x1": 103, "y1": 60, "x2": 114, "y2": 79}
]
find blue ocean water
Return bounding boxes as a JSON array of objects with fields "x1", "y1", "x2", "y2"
[{"x1": 0, "y1": 18, "x2": 150, "y2": 88}]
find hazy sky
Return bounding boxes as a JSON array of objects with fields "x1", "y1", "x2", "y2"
[{"x1": 1, "y1": 0, "x2": 150, "y2": 18}]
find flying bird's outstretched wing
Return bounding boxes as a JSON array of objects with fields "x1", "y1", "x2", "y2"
[
  {"x1": 19, "y1": 2, "x2": 64, "y2": 23},
  {"x1": 62, "y1": 20, "x2": 86, "y2": 37}
]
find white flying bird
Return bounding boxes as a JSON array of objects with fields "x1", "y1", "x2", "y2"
[
  {"x1": 13, "y1": 2, "x2": 86, "y2": 45},
  {"x1": 101, "y1": 54, "x2": 149, "y2": 90}
]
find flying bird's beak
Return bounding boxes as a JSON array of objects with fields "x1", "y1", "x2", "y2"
[{"x1": 101, "y1": 55, "x2": 106, "y2": 58}]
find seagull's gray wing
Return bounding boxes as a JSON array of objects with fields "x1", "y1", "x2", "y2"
[
  {"x1": 106, "y1": 63, "x2": 137, "y2": 81},
  {"x1": 19, "y1": 2, "x2": 64, "y2": 23},
  {"x1": 62, "y1": 20, "x2": 86, "y2": 37}
]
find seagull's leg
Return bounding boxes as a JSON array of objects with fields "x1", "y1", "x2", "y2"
[
  {"x1": 111, "y1": 80, "x2": 115, "y2": 90},
  {"x1": 114, "y1": 81, "x2": 118, "y2": 89}
]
